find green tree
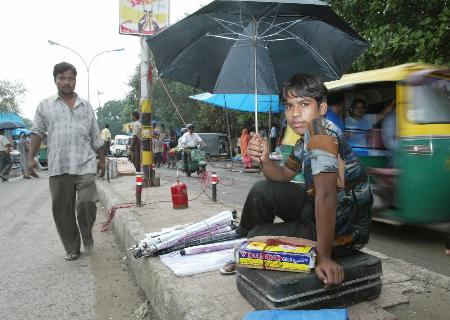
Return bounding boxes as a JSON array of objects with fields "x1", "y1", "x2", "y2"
[
  {"x1": 96, "y1": 100, "x2": 128, "y2": 136},
  {"x1": 329, "y1": 0, "x2": 450, "y2": 71},
  {"x1": 0, "y1": 80, "x2": 27, "y2": 113}
]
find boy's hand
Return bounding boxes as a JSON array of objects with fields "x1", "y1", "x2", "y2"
[
  {"x1": 315, "y1": 256, "x2": 344, "y2": 287},
  {"x1": 247, "y1": 133, "x2": 269, "y2": 163}
]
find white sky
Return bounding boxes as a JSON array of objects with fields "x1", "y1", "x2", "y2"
[{"x1": 0, "y1": 0, "x2": 213, "y2": 120}]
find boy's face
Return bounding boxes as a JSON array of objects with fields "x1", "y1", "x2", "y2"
[
  {"x1": 55, "y1": 70, "x2": 76, "y2": 96},
  {"x1": 284, "y1": 91, "x2": 327, "y2": 136}
]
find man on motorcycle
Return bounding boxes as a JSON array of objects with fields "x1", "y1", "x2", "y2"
[{"x1": 180, "y1": 124, "x2": 206, "y2": 170}]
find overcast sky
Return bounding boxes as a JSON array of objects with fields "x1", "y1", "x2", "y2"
[{"x1": 0, "y1": 0, "x2": 213, "y2": 120}]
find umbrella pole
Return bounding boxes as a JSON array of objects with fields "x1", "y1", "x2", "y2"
[
  {"x1": 253, "y1": 20, "x2": 259, "y2": 135},
  {"x1": 223, "y1": 96, "x2": 233, "y2": 164}
]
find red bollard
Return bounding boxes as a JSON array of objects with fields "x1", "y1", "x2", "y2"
[
  {"x1": 211, "y1": 172, "x2": 218, "y2": 202},
  {"x1": 136, "y1": 172, "x2": 143, "y2": 207}
]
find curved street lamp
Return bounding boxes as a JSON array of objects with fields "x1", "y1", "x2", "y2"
[{"x1": 48, "y1": 40, "x2": 125, "y2": 103}]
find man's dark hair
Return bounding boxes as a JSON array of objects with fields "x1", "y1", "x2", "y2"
[
  {"x1": 350, "y1": 98, "x2": 367, "y2": 110},
  {"x1": 105, "y1": 124, "x2": 109, "y2": 129},
  {"x1": 53, "y1": 62, "x2": 77, "y2": 80},
  {"x1": 328, "y1": 93, "x2": 344, "y2": 106},
  {"x1": 280, "y1": 74, "x2": 328, "y2": 106},
  {"x1": 132, "y1": 111, "x2": 140, "y2": 120}
]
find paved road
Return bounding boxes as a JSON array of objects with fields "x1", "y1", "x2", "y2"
[
  {"x1": 163, "y1": 159, "x2": 450, "y2": 277},
  {"x1": 0, "y1": 174, "x2": 152, "y2": 320}
]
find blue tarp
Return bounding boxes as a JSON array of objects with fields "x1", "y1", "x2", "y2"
[
  {"x1": 242, "y1": 309, "x2": 349, "y2": 320},
  {"x1": 190, "y1": 93, "x2": 284, "y2": 113},
  {"x1": 0, "y1": 112, "x2": 25, "y2": 127}
]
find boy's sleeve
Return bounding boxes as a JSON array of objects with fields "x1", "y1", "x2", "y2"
[{"x1": 307, "y1": 119, "x2": 339, "y2": 175}]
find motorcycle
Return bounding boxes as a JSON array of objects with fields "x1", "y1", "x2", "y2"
[{"x1": 177, "y1": 145, "x2": 207, "y2": 176}]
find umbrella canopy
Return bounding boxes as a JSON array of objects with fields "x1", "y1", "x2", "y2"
[
  {"x1": 190, "y1": 93, "x2": 283, "y2": 113},
  {"x1": 147, "y1": 0, "x2": 369, "y2": 131},
  {"x1": 147, "y1": 0, "x2": 368, "y2": 93},
  {"x1": 0, "y1": 121, "x2": 25, "y2": 130},
  {"x1": 11, "y1": 128, "x2": 32, "y2": 136}
]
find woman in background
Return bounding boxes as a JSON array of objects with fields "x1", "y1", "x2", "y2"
[{"x1": 240, "y1": 128, "x2": 252, "y2": 169}]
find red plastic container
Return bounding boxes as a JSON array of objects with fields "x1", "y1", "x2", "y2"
[{"x1": 171, "y1": 179, "x2": 188, "y2": 209}]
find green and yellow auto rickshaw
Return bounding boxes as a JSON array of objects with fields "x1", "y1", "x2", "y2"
[{"x1": 282, "y1": 63, "x2": 450, "y2": 225}]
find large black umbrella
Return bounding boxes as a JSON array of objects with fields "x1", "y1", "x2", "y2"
[{"x1": 147, "y1": 0, "x2": 369, "y2": 131}]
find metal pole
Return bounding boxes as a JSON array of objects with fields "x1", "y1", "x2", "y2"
[
  {"x1": 140, "y1": 36, "x2": 155, "y2": 187},
  {"x1": 47, "y1": 40, "x2": 124, "y2": 102},
  {"x1": 136, "y1": 172, "x2": 143, "y2": 207},
  {"x1": 106, "y1": 158, "x2": 110, "y2": 183},
  {"x1": 253, "y1": 19, "x2": 259, "y2": 134}
]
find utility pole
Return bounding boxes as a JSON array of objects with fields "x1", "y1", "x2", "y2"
[{"x1": 140, "y1": 36, "x2": 156, "y2": 187}]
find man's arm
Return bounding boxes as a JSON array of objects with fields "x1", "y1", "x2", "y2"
[{"x1": 313, "y1": 172, "x2": 344, "y2": 287}]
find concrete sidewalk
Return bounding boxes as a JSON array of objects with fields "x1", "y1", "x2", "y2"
[{"x1": 96, "y1": 171, "x2": 450, "y2": 320}]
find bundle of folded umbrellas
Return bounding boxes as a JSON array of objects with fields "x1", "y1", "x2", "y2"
[{"x1": 129, "y1": 210, "x2": 240, "y2": 259}]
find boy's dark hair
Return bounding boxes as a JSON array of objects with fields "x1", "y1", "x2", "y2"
[
  {"x1": 132, "y1": 111, "x2": 140, "y2": 120},
  {"x1": 280, "y1": 74, "x2": 328, "y2": 106},
  {"x1": 105, "y1": 124, "x2": 109, "y2": 129},
  {"x1": 53, "y1": 62, "x2": 77, "y2": 80}
]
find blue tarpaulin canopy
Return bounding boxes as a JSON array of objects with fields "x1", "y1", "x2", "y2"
[
  {"x1": 190, "y1": 93, "x2": 284, "y2": 113},
  {"x1": 0, "y1": 112, "x2": 25, "y2": 130}
]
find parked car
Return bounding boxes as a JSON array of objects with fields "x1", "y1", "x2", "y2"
[
  {"x1": 197, "y1": 133, "x2": 231, "y2": 158},
  {"x1": 110, "y1": 135, "x2": 130, "y2": 157}
]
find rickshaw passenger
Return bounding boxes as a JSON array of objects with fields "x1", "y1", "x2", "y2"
[{"x1": 345, "y1": 98, "x2": 395, "y2": 147}]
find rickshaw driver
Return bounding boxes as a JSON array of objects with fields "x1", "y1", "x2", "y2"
[
  {"x1": 222, "y1": 74, "x2": 373, "y2": 287},
  {"x1": 180, "y1": 124, "x2": 207, "y2": 169}
]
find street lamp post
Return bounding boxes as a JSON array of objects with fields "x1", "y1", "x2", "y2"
[{"x1": 48, "y1": 40, "x2": 124, "y2": 103}]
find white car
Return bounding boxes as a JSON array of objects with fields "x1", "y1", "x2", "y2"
[{"x1": 110, "y1": 135, "x2": 130, "y2": 157}]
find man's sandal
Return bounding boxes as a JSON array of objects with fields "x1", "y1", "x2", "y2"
[
  {"x1": 220, "y1": 260, "x2": 237, "y2": 275},
  {"x1": 65, "y1": 251, "x2": 80, "y2": 261}
]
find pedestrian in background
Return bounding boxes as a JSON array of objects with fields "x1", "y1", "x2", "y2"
[
  {"x1": 152, "y1": 131, "x2": 164, "y2": 167},
  {"x1": 270, "y1": 123, "x2": 277, "y2": 152},
  {"x1": 130, "y1": 111, "x2": 142, "y2": 172},
  {"x1": 27, "y1": 62, "x2": 105, "y2": 261},
  {"x1": 0, "y1": 129, "x2": 13, "y2": 181},
  {"x1": 101, "y1": 124, "x2": 111, "y2": 156},
  {"x1": 19, "y1": 133, "x2": 31, "y2": 179}
]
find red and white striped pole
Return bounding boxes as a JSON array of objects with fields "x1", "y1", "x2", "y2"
[
  {"x1": 211, "y1": 172, "x2": 218, "y2": 202},
  {"x1": 136, "y1": 172, "x2": 143, "y2": 207}
]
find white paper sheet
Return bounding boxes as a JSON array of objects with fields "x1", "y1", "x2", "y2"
[{"x1": 159, "y1": 249, "x2": 234, "y2": 276}]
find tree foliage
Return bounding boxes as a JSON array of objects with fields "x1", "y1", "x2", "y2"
[
  {"x1": 0, "y1": 80, "x2": 27, "y2": 113},
  {"x1": 329, "y1": 0, "x2": 450, "y2": 71}
]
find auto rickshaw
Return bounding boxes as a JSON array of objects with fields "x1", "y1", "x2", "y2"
[{"x1": 281, "y1": 63, "x2": 450, "y2": 225}]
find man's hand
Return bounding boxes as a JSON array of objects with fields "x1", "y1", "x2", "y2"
[
  {"x1": 315, "y1": 255, "x2": 344, "y2": 287},
  {"x1": 97, "y1": 157, "x2": 105, "y2": 178},
  {"x1": 247, "y1": 133, "x2": 269, "y2": 164},
  {"x1": 27, "y1": 157, "x2": 39, "y2": 178}
]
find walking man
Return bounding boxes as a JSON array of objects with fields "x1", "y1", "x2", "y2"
[
  {"x1": 130, "y1": 111, "x2": 142, "y2": 171},
  {"x1": 0, "y1": 129, "x2": 13, "y2": 181},
  {"x1": 101, "y1": 124, "x2": 111, "y2": 156},
  {"x1": 27, "y1": 62, "x2": 105, "y2": 261}
]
